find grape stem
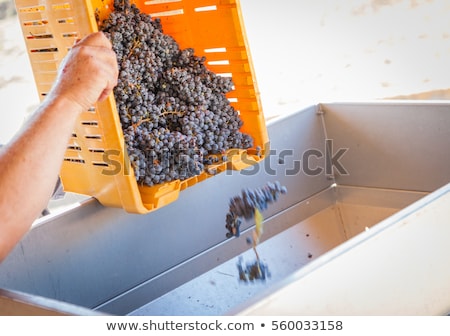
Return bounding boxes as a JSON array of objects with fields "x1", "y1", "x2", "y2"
[
  {"x1": 132, "y1": 117, "x2": 152, "y2": 130},
  {"x1": 161, "y1": 110, "x2": 184, "y2": 117},
  {"x1": 126, "y1": 37, "x2": 142, "y2": 59},
  {"x1": 252, "y1": 245, "x2": 260, "y2": 262}
]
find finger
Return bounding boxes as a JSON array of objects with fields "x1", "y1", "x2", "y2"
[
  {"x1": 97, "y1": 70, "x2": 118, "y2": 102},
  {"x1": 99, "y1": 76, "x2": 117, "y2": 101},
  {"x1": 76, "y1": 32, "x2": 112, "y2": 49},
  {"x1": 70, "y1": 42, "x2": 118, "y2": 79},
  {"x1": 98, "y1": 89, "x2": 111, "y2": 102},
  {"x1": 101, "y1": 48, "x2": 119, "y2": 72},
  {"x1": 76, "y1": 35, "x2": 118, "y2": 73}
]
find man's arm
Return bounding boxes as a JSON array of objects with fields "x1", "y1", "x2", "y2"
[{"x1": 0, "y1": 32, "x2": 118, "y2": 261}]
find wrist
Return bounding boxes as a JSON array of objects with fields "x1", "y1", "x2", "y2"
[{"x1": 43, "y1": 91, "x2": 87, "y2": 118}]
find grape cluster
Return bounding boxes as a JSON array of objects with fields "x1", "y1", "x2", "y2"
[
  {"x1": 226, "y1": 181, "x2": 287, "y2": 282},
  {"x1": 225, "y1": 181, "x2": 287, "y2": 238},
  {"x1": 100, "y1": 0, "x2": 253, "y2": 186}
]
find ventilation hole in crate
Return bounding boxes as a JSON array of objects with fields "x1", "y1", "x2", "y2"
[
  {"x1": 92, "y1": 162, "x2": 109, "y2": 167},
  {"x1": 207, "y1": 60, "x2": 230, "y2": 66},
  {"x1": 89, "y1": 148, "x2": 105, "y2": 153},
  {"x1": 64, "y1": 158, "x2": 85, "y2": 164},
  {"x1": 35, "y1": 70, "x2": 57, "y2": 76},
  {"x1": 40, "y1": 92, "x2": 48, "y2": 97},
  {"x1": 26, "y1": 33, "x2": 54, "y2": 40},
  {"x1": 67, "y1": 145, "x2": 81, "y2": 151},
  {"x1": 38, "y1": 71, "x2": 58, "y2": 77},
  {"x1": 204, "y1": 47, "x2": 227, "y2": 53},
  {"x1": 217, "y1": 72, "x2": 232, "y2": 78},
  {"x1": 19, "y1": 5, "x2": 46, "y2": 13},
  {"x1": 194, "y1": 5, "x2": 217, "y2": 12},
  {"x1": 23, "y1": 20, "x2": 49, "y2": 26},
  {"x1": 62, "y1": 32, "x2": 78, "y2": 38},
  {"x1": 33, "y1": 56, "x2": 58, "y2": 65},
  {"x1": 145, "y1": 0, "x2": 181, "y2": 4},
  {"x1": 57, "y1": 17, "x2": 75, "y2": 24},
  {"x1": 81, "y1": 121, "x2": 99, "y2": 126},
  {"x1": 30, "y1": 47, "x2": 58, "y2": 53},
  {"x1": 85, "y1": 135, "x2": 102, "y2": 140},
  {"x1": 52, "y1": 3, "x2": 71, "y2": 11},
  {"x1": 152, "y1": 9, "x2": 184, "y2": 17},
  {"x1": 71, "y1": 133, "x2": 77, "y2": 138}
]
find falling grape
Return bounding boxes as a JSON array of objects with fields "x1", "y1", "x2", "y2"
[
  {"x1": 226, "y1": 181, "x2": 287, "y2": 282},
  {"x1": 225, "y1": 181, "x2": 287, "y2": 238}
]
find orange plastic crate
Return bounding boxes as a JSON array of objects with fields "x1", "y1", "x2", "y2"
[{"x1": 14, "y1": 0, "x2": 268, "y2": 214}]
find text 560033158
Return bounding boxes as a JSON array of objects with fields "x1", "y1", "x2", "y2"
[{"x1": 271, "y1": 320, "x2": 343, "y2": 331}]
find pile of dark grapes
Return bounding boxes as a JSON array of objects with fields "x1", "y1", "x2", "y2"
[
  {"x1": 225, "y1": 181, "x2": 287, "y2": 238},
  {"x1": 100, "y1": 0, "x2": 253, "y2": 186}
]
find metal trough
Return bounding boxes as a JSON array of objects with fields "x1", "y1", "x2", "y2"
[{"x1": 1, "y1": 101, "x2": 449, "y2": 316}]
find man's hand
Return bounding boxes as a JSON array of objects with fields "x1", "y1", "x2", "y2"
[{"x1": 48, "y1": 32, "x2": 119, "y2": 112}]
